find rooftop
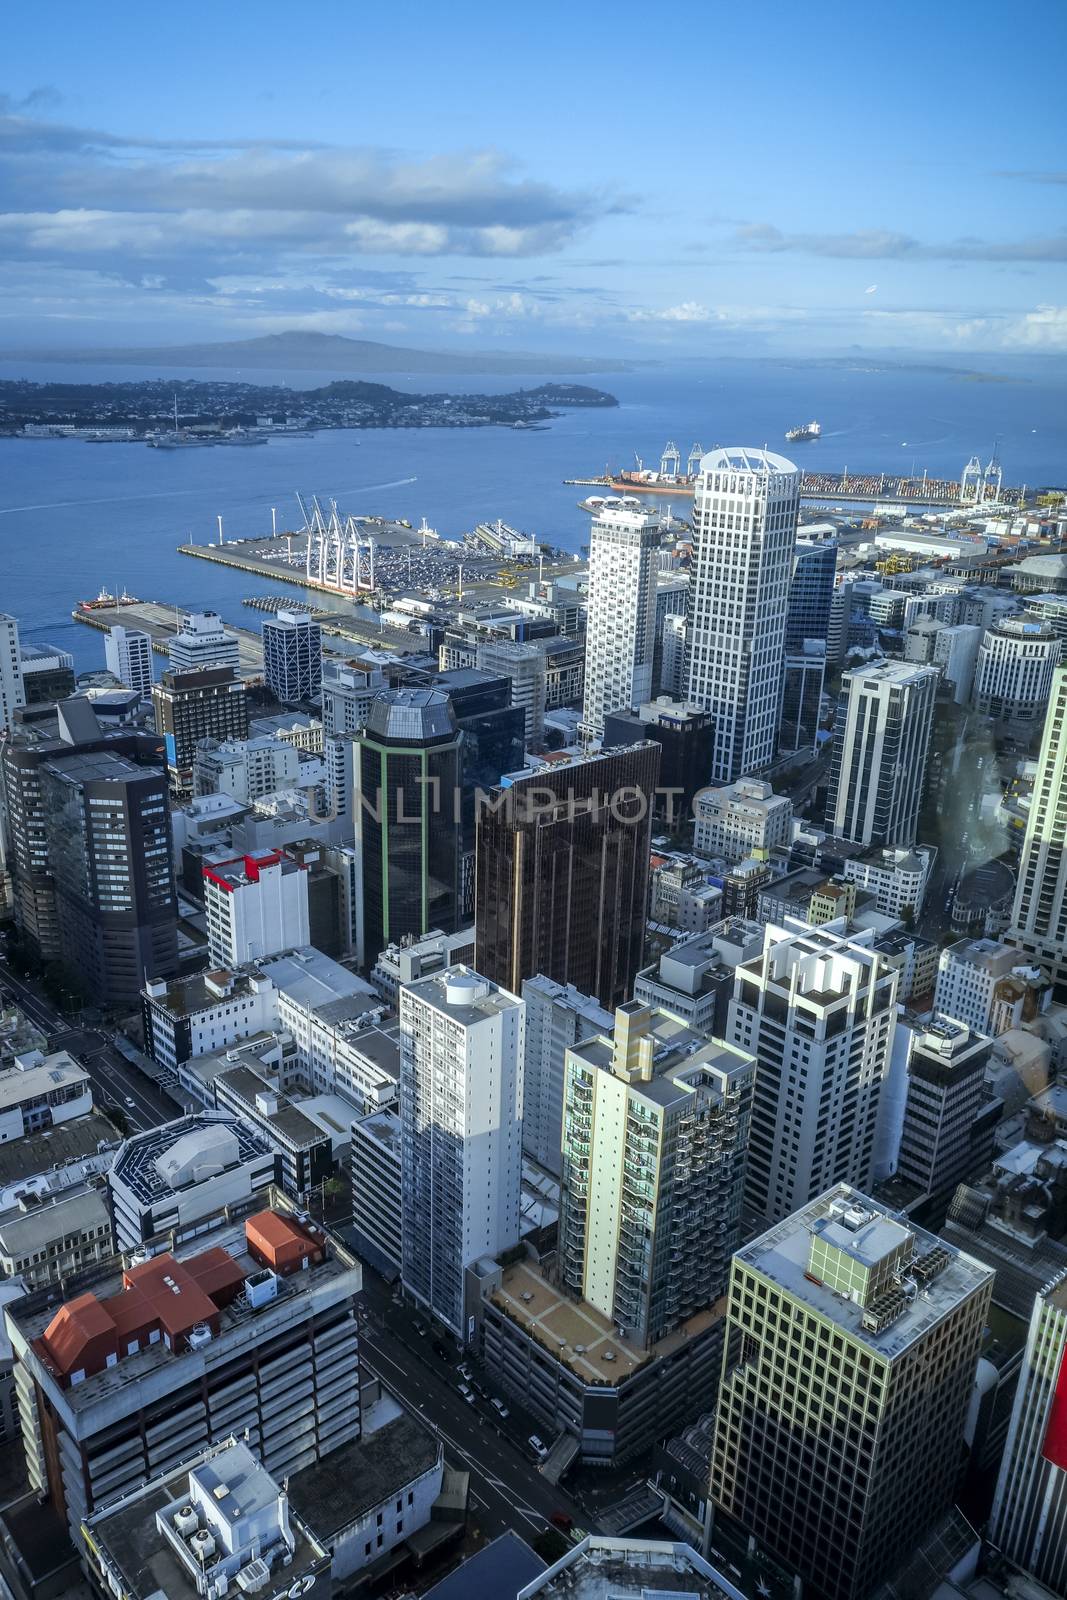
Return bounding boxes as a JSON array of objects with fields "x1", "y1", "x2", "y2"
[
  {"x1": 257, "y1": 946, "x2": 376, "y2": 1013},
  {"x1": 112, "y1": 1113, "x2": 272, "y2": 1205},
  {"x1": 0, "y1": 1111, "x2": 118, "y2": 1191},
  {"x1": 519, "y1": 1536, "x2": 747, "y2": 1600},
  {"x1": 217, "y1": 1066, "x2": 329, "y2": 1150},
  {"x1": 0, "y1": 1051, "x2": 89, "y2": 1110},
  {"x1": 402, "y1": 964, "x2": 522, "y2": 1027},
  {"x1": 0, "y1": 1186, "x2": 110, "y2": 1257},
  {"x1": 364, "y1": 686, "x2": 457, "y2": 743},
  {"x1": 492, "y1": 1259, "x2": 724, "y2": 1384},
  {"x1": 699, "y1": 445, "x2": 797, "y2": 478},
  {"x1": 738, "y1": 1184, "x2": 993, "y2": 1358},
  {"x1": 144, "y1": 965, "x2": 265, "y2": 1018},
  {"x1": 288, "y1": 1409, "x2": 439, "y2": 1534},
  {"x1": 424, "y1": 1531, "x2": 546, "y2": 1600}
]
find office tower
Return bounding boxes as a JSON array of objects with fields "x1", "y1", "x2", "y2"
[
  {"x1": 152, "y1": 666, "x2": 249, "y2": 796},
  {"x1": 4, "y1": 1207, "x2": 362, "y2": 1542},
  {"x1": 436, "y1": 668, "x2": 525, "y2": 920},
  {"x1": 692, "y1": 776, "x2": 792, "y2": 863},
  {"x1": 352, "y1": 688, "x2": 461, "y2": 967},
  {"x1": 710, "y1": 1187, "x2": 994, "y2": 1600},
  {"x1": 932, "y1": 622, "x2": 982, "y2": 705},
  {"x1": 989, "y1": 1273, "x2": 1067, "y2": 1592},
  {"x1": 934, "y1": 937, "x2": 1033, "y2": 1035},
  {"x1": 475, "y1": 639, "x2": 546, "y2": 745},
  {"x1": 203, "y1": 850, "x2": 310, "y2": 966},
  {"x1": 1007, "y1": 666, "x2": 1067, "y2": 1000},
  {"x1": 262, "y1": 609, "x2": 322, "y2": 704},
  {"x1": 474, "y1": 742, "x2": 660, "y2": 1011},
  {"x1": 652, "y1": 573, "x2": 689, "y2": 696},
  {"x1": 602, "y1": 697, "x2": 714, "y2": 824},
  {"x1": 660, "y1": 611, "x2": 687, "y2": 699},
  {"x1": 19, "y1": 642, "x2": 75, "y2": 706},
  {"x1": 685, "y1": 448, "x2": 799, "y2": 782},
  {"x1": 321, "y1": 657, "x2": 386, "y2": 735},
  {"x1": 825, "y1": 661, "x2": 937, "y2": 847},
  {"x1": 580, "y1": 500, "x2": 661, "y2": 741},
  {"x1": 520, "y1": 975, "x2": 613, "y2": 1176},
  {"x1": 727, "y1": 922, "x2": 899, "y2": 1224},
  {"x1": 779, "y1": 643, "x2": 826, "y2": 755},
  {"x1": 104, "y1": 624, "x2": 153, "y2": 700},
  {"x1": 785, "y1": 537, "x2": 837, "y2": 651},
  {"x1": 0, "y1": 613, "x2": 25, "y2": 731},
  {"x1": 38, "y1": 746, "x2": 177, "y2": 1004},
  {"x1": 895, "y1": 1017, "x2": 997, "y2": 1205},
  {"x1": 168, "y1": 610, "x2": 240, "y2": 673},
  {"x1": 398, "y1": 966, "x2": 523, "y2": 1337},
  {"x1": 559, "y1": 1002, "x2": 754, "y2": 1347},
  {"x1": 972, "y1": 613, "x2": 1060, "y2": 726}
]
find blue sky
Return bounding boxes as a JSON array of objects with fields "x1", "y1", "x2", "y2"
[{"x1": 3, "y1": 0, "x2": 1066, "y2": 356}]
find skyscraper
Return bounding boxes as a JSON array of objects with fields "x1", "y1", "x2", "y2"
[
  {"x1": 1007, "y1": 666, "x2": 1067, "y2": 1000},
  {"x1": 988, "y1": 1272, "x2": 1067, "y2": 1593},
  {"x1": 398, "y1": 965, "x2": 523, "y2": 1337},
  {"x1": 559, "y1": 1001, "x2": 754, "y2": 1347},
  {"x1": 474, "y1": 639, "x2": 547, "y2": 746},
  {"x1": 784, "y1": 537, "x2": 837, "y2": 651},
  {"x1": 710, "y1": 1187, "x2": 994, "y2": 1600},
  {"x1": 685, "y1": 448, "x2": 799, "y2": 782},
  {"x1": 352, "y1": 688, "x2": 462, "y2": 967},
  {"x1": 474, "y1": 742, "x2": 660, "y2": 1010},
  {"x1": 971, "y1": 613, "x2": 1059, "y2": 726},
  {"x1": 825, "y1": 660, "x2": 937, "y2": 846},
  {"x1": 168, "y1": 610, "x2": 240, "y2": 674},
  {"x1": 520, "y1": 975, "x2": 614, "y2": 1176},
  {"x1": 894, "y1": 1017, "x2": 996, "y2": 1207},
  {"x1": 580, "y1": 500, "x2": 661, "y2": 741},
  {"x1": 104, "y1": 624, "x2": 153, "y2": 701},
  {"x1": 152, "y1": 666, "x2": 249, "y2": 797},
  {"x1": 0, "y1": 612, "x2": 25, "y2": 731},
  {"x1": 727, "y1": 921, "x2": 898, "y2": 1224},
  {"x1": 262, "y1": 609, "x2": 323, "y2": 704}
]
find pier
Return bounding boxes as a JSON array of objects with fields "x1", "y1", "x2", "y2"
[
  {"x1": 72, "y1": 598, "x2": 266, "y2": 678},
  {"x1": 565, "y1": 469, "x2": 1027, "y2": 510}
]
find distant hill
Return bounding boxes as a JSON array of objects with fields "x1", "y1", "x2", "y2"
[{"x1": 5, "y1": 329, "x2": 633, "y2": 376}]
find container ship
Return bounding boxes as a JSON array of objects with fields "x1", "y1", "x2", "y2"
[{"x1": 785, "y1": 421, "x2": 822, "y2": 442}]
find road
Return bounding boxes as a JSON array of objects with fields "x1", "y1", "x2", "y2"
[
  {"x1": 356, "y1": 1270, "x2": 589, "y2": 1542},
  {"x1": 0, "y1": 959, "x2": 179, "y2": 1131}
]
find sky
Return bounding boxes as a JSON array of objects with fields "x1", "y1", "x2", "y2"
[{"x1": 2, "y1": 0, "x2": 1066, "y2": 359}]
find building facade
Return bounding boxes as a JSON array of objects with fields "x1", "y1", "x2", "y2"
[
  {"x1": 580, "y1": 501, "x2": 661, "y2": 741},
  {"x1": 104, "y1": 624, "x2": 154, "y2": 700},
  {"x1": 895, "y1": 1018, "x2": 997, "y2": 1204},
  {"x1": 152, "y1": 666, "x2": 249, "y2": 797},
  {"x1": 1007, "y1": 666, "x2": 1067, "y2": 1000},
  {"x1": 825, "y1": 661, "x2": 937, "y2": 847},
  {"x1": 263, "y1": 609, "x2": 323, "y2": 704},
  {"x1": 203, "y1": 850, "x2": 310, "y2": 966},
  {"x1": 971, "y1": 613, "x2": 1060, "y2": 725},
  {"x1": 693, "y1": 777, "x2": 792, "y2": 864},
  {"x1": 685, "y1": 448, "x2": 799, "y2": 783},
  {"x1": 0, "y1": 613, "x2": 25, "y2": 731},
  {"x1": 398, "y1": 967, "x2": 523, "y2": 1338},
  {"x1": 520, "y1": 975, "x2": 614, "y2": 1177},
  {"x1": 168, "y1": 610, "x2": 240, "y2": 674}
]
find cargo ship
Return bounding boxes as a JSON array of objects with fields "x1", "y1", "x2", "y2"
[{"x1": 785, "y1": 421, "x2": 822, "y2": 442}]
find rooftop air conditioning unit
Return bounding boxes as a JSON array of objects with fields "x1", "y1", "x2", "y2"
[
  {"x1": 187, "y1": 1324, "x2": 213, "y2": 1351},
  {"x1": 190, "y1": 1529, "x2": 217, "y2": 1562},
  {"x1": 173, "y1": 1505, "x2": 198, "y2": 1537}
]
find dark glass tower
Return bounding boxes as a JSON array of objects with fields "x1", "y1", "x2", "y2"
[
  {"x1": 474, "y1": 741, "x2": 660, "y2": 1010},
  {"x1": 353, "y1": 688, "x2": 462, "y2": 967}
]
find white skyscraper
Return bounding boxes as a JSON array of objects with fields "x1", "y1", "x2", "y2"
[
  {"x1": 520, "y1": 975, "x2": 614, "y2": 1176},
  {"x1": 580, "y1": 501, "x2": 660, "y2": 741},
  {"x1": 263, "y1": 609, "x2": 322, "y2": 704},
  {"x1": 399, "y1": 966, "x2": 523, "y2": 1337},
  {"x1": 104, "y1": 624, "x2": 153, "y2": 700},
  {"x1": 0, "y1": 613, "x2": 25, "y2": 731},
  {"x1": 971, "y1": 613, "x2": 1060, "y2": 726},
  {"x1": 169, "y1": 610, "x2": 240, "y2": 674},
  {"x1": 1007, "y1": 665, "x2": 1067, "y2": 1000},
  {"x1": 825, "y1": 660, "x2": 938, "y2": 846},
  {"x1": 685, "y1": 447, "x2": 798, "y2": 782},
  {"x1": 727, "y1": 920, "x2": 899, "y2": 1223}
]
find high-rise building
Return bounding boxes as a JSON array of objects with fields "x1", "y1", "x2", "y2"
[
  {"x1": 934, "y1": 937, "x2": 1035, "y2": 1035},
  {"x1": 988, "y1": 1272, "x2": 1067, "y2": 1593},
  {"x1": 399, "y1": 966, "x2": 523, "y2": 1337},
  {"x1": 104, "y1": 624, "x2": 154, "y2": 700},
  {"x1": 39, "y1": 746, "x2": 178, "y2": 1004},
  {"x1": 692, "y1": 776, "x2": 792, "y2": 864},
  {"x1": 971, "y1": 613, "x2": 1060, "y2": 726},
  {"x1": 18, "y1": 642, "x2": 75, "y2": 706},
  {"x1": 436, "y1": 668, "x2": 525, "y2": 920},
  {"x1": 710, "y1": 1187, "x2": 994, "y2": 1600},
  {"x1": 1007, "y1": 666, "x2": 1067, "y2": 1000},
  {"x1": 580, "y1": 500, "x2": 661, "y2": 741},
  {"x1": 785, "y1": 537, "x2": 837, "y2": 651},
  {"x1": 475, "y1": 639, "x2": 546, "y2": 746},
  {"x1": 0, "y1": 612, "x2": 25, "y2": 731},
  {"x1": 778, "y1": 643, "x2": 826, "y2": 756},
  {"x1": 559, "y1": 1001, "x2": 754, "y2": 1348},
  {"x1": 727, "y1": 921, "x2": 899, "y2": 1224},
  {"x1": 152, "y1": 666, "x2": 249, "y2": 797},
  {"x1": 203, "y1": 850, "x2": 311, "y2": 966},
  {"x1": 602, "y1": 697, "x2": 715, "y2": 824},
  {"x1": 262, "y1": 609, "x2": 322, "y2": 704},
  {"x1": 685, "y1": 448, "x2": 799, "y2": 782},
  {"x1": 520, "y1": 975, "x2": 614, "y2": 1176},
  {"x1": 351, "y1": 688, "x2": 462, "y2": 967},
  {"x1": 825, "y1": 661, "x2": 938, "y2": 847},
  {"x1": 193, "y1": 733, "x2": 302, "y2": 804},
  {"x1": 168, "y1": 610, "x2": 240, "y2": 674},
  {"x1": 474, "y1": 742, "x2": 660, "y2": 1010},
  {"x1": 4, "y1": 1206, "x2": 362, "y2": 1542},
  {"x1": 895, "y1": 1017, "x2": 997, "y2": 1206}
]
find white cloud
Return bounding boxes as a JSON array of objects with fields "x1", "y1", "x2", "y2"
[{"x1": 627, "y1": 301, "x2": 713, "y2": 323}]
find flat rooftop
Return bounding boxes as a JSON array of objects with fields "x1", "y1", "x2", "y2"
[
  {"x1": 521, "y1": 1536, "x2": 747, "y2": 1599},
  {"x1": 402, "y1": 965, "x2": 522, "y2": 1027},
  {"x1": 738, "y1": 1184, "x2": 993, "y2": 1359},
  {"x1": 257, "y1": 947, "x2": 376, "y2": 1012},
  {"x1": 112, "y1": 1113, "x2": 271, "y2": 1205},
  {"x1": 0, "y1": 1052, "x2": 89, "y2": 1109},
  {"x1": 0, "y1": 1112, "x2": 119, "y2": 1190},
  {"x1": 0, "y1": 1187, "x2": 110, "y2": 1256},
  {"x1": 288, "y1": 1410, "x2": 438, "y2": 1534},
  {"x1": 492, "y1": 1259, "x2": 723, "y2": 1384},
  {"x1": 568, "y1": 1010, "x2": 753, "y2": 1107}
]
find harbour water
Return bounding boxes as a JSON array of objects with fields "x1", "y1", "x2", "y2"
[{"x1": 2, "y1": 356, "x2": 1064, "y2": 673}]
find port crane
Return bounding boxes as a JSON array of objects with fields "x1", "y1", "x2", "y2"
[
  {"x1": 301, "y1": 496, "x2": 375, "y2": 593},
  {"x1": 687, "y1": 443, "x2": 704, "y2": 476},
  {"x1": 659, "y1": 441, "x2": 681, "y2": 478}
]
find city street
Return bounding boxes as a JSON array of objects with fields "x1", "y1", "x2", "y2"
[
  {"x1": 356, "y1": 1271, "x2": 591, "y2": 1543},
  {"x1": 0, "y1": 959, "x2": 179, "y2": 1131}
]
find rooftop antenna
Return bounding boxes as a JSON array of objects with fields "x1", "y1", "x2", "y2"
[{"x1": 217, "y1": 515, "x2": 224, "y2": 545}]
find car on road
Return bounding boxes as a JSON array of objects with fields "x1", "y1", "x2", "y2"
[
  {"x1": 432, "y1": 1340, "x2": 451, "y2": 1360},
  {"x1": 457, "y1": 1383, "x2": 475, "y2": 1405},
  {"x1": 550, "y1": 1511, "x2": 573, "y2": 1532},
  {"x1": 490, "y1": 1397, "x2": 510, "y2": 1418},
  {"x1": 124, "y1": 1097, "x2": 135, "y2": 1108},
  {"x1": 457, "y1": 1362, "x2": 471, "y2": 1381},
  {"x1": 412, "y1": 1319, "x2": 427, "y2": 1338},
  {"x1": 528, "y1": 1434, "x2": 548, "y2": 1461}
]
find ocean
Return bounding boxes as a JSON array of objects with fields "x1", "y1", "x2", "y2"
[{"x1": 1, "y1": 356, "x2": 1064, "y2": 673}]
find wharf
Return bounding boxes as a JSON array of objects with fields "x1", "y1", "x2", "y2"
[
  {"x1": 565, "y1": 471, "x2": 1027, "y2": 509},
  {"x1": 72, "y1": 599, "x2": 266, "y2": 678}
]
